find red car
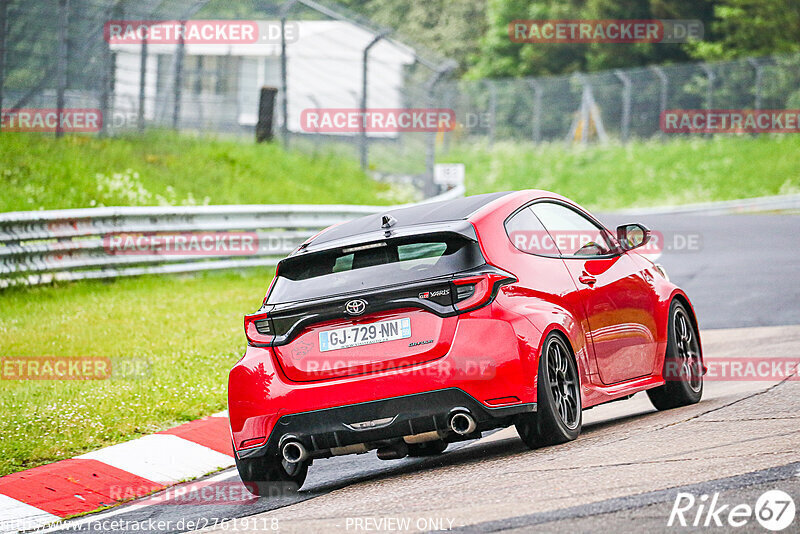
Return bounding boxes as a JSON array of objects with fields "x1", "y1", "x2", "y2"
[{"x1": 229, "y1": 190, "x2": 703, "y2": 494}]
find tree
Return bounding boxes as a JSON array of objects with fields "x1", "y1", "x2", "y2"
[
  {"x1": 337, "y1": 0, "x2": 488, "y2": 76},
  {"x1": 583, "y1": 0, "x2": 714, "y2": 70},
  {"x1": 468, "y1": 0, "x2": 590, "y2": 78},
  {"x1": 688, "y1": 0, "x2": 800, "y2": 60}
]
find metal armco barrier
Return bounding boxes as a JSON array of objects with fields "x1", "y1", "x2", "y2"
[{"x1": 0, "y1": 186, "x2": 465, "y2": 287}]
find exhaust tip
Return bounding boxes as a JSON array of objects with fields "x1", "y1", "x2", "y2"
[
  {"x1": 281, "y1": 440, "x2": 308, "y2": 464},
  {"x1": 450, "y1": 412, "x2": 477, "y2": 435}
]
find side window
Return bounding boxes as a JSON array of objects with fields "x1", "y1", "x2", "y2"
[
  {"x1": 530, "y1": 202, "x2": 613, "y2": 257},
  {"x1": 504, "y1": 207, "x2": 560, "y2": 256}
]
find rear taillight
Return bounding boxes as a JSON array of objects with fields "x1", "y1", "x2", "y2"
[
  {"x1": 451, "y1": 271, "x2": 516, "y2": 312},
  {"x1": 244, "y1": 311, "x2": 274, "y2": 345}
]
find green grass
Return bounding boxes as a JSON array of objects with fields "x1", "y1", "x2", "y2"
[
  {"x1": 0, "y1": 269, "x2": 272, "y2": 476},
  {"x1": 4, "y1": 131, "x2": 797, "y2": 213},
  {"x1": 447, "y1": 135, "x2": 800, "y2": 211},
  {"x1": 0, "y1": 131, "x2": 415, "y2": 212}
]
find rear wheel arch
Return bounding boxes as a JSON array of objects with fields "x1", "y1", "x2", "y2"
[
  {"x1": 544, "y1": 328, "x2": 577, "y2": 362},
  {"x1": 538, "y1": 324, "x2": 589, "y2": 398}
]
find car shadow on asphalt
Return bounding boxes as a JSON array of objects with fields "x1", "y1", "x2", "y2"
[{"x1": 296, "y1": 405, "x2": 672, "y2": 497}]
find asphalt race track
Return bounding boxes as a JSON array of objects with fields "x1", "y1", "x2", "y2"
[
  {"x1": 41, "y1": 211, "x2": 800, "y2": 534},
  {"x1": 602, "y1": 212, "x2": 800, "y2": 329}
]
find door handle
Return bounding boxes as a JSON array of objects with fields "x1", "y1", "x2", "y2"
[{"x1": 578, "y1": 274, "x2": 596, "y2": 286}]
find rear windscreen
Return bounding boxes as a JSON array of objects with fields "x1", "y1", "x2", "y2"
[{"x1": 267, "y1": 234, "x2": 484, "y2": 303}]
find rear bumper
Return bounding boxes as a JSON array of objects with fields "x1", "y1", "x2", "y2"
[
  {"x1": 229, "y1": 310, "x2": 544, "y2": 456},
  {"x1": 236, "y1": 388, "x2": 535, "y2": 460}
]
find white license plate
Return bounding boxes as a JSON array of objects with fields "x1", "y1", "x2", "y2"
[{"x1": 319, "y1": 317, "x2": 411, "y2": 352}]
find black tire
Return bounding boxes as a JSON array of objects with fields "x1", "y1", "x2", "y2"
[
  {"x1": 235, "y1": 448, "x2": 308, "y2": 497},
  {"x1": 406, "y1": 440, "x2": 448, "y2": 457},
  {"x1": 647, "y1": 300, "x2": 703, "y2": 410},
  {"x1": 516, "y1": 333, "x2": 582, "y2": 449}
]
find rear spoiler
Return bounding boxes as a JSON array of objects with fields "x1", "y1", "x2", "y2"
[{"x1": 288, "y1": 219, "x2": 478, "y2": 258}]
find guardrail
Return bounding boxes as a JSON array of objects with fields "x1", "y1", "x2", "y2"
[
  {"x1": 0, "y1": 186, "x2": 466, "y2": 287},
  {"x1": 612, "y1": 193, "x2": 800, "y2": 216}
]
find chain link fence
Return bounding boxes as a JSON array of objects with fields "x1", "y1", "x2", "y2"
[
  {"x1": 2, "y1": 0, "x2": 799, "y2": 197},
  {"x1": 440, "y1": 54, "x2": 800, "y2": 148}
]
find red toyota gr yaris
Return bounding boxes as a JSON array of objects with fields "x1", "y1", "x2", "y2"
[{"x1": 229, "y1": 190, "x2": 703, "y2": 494}]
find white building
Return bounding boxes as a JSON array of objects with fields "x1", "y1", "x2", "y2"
[{"x1": 109, "y1": 20, "x2": 416, "y2": 135}]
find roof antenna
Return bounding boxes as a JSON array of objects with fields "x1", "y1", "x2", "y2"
[
  {"x1": 381, "y1": 214, "x2": 397, "y2": 237},
  {"x1": 381, "y1": 214, "x2": 397, "y2": 229}
]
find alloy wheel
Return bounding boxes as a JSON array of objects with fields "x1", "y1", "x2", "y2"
[
  {"x1": 675, "y1": 309, "x2": 702, "y2": 392},
  {"x1": 546, "y1": 338, "x2": 580, "y2": 429}
]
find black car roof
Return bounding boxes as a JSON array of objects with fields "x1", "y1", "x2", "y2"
[{"x1": 309, "y1": 191, "x2": 512, "y2": 247}]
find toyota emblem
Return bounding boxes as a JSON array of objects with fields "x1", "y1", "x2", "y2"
[{"x1": 345, "y1": 299, "x2": 367, "y2": 316}]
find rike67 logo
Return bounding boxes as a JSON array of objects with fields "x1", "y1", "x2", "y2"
[{"x1": 669, "y1": 490, "x2": 795, "y2": 531}]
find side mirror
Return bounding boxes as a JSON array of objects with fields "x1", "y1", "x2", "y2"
[{"x1": 616, "y1": 223, "x2": 651, "y2": 251}]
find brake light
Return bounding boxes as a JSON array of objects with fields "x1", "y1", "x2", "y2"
[
  {"x1": 244, "y1": 311, "x2": 274, "y2": 344},
  {"x1": 451, "y1": 271, "x2": 516, "y2": 312}
]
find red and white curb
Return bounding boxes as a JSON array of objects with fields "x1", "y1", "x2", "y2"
[{"x1": 0, "y1": 411, "x2": 233, "y2": 533}]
